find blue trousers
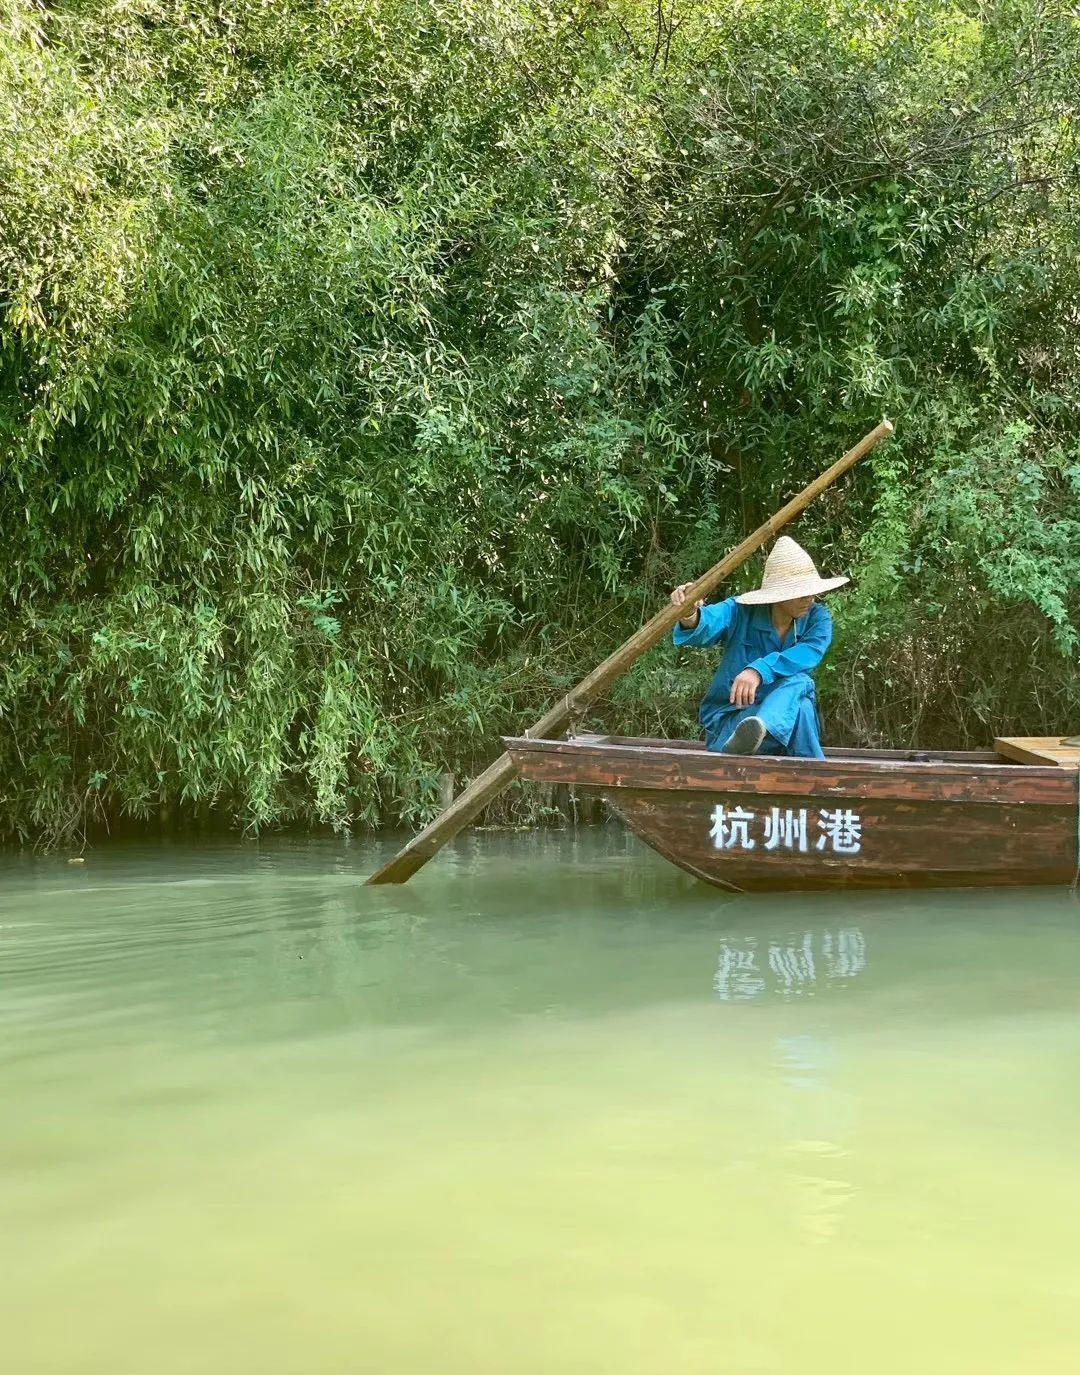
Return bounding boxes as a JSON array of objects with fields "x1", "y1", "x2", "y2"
[{"x1": 704, "y1": 673, "x2": 825, "y2": 759}]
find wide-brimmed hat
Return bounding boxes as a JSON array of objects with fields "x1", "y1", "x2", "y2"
[{"x1": 735, "y1": 536, "x2": 849, "y2": 605}]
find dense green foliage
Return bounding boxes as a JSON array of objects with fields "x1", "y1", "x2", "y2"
[{"x1": 2, "y1": 0, "x2": 1078, "y2": 844}]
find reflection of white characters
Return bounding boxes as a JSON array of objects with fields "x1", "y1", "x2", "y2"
[
  {"x1": 714, "y1": 943, "x2": 766, "y2": 1001},
  {"x1": 715, "y1": 927, "x2": 867, "y2": 1002},
  {"x1": 710, "y1": 804, "x2": 756, "y2": 850},
  {"x1": 769, "y1": 933, "x2": 816, "y2": 988},
  {"x1": 764, "y1": 806, "x2": 809, "y2": 852},
  {"x1": 816, "y1": 809, "x2": 863, "y2": 854},
  {"x1": 823, "y1": 927, "x2": 867, "y2": 978}
]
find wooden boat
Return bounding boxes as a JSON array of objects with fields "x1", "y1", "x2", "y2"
[{"x1": 502, "y1": 734, "x2": 1080, "y2": 892}]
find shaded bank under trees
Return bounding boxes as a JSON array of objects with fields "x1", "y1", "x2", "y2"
[{"x1": 1, "y1": 0, "x2": 1078, "y2": 845}]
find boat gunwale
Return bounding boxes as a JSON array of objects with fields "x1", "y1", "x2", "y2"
[
  {"x1": 503, "y1": 735, "x2": 1078, "y2": 806},
  {"x1": 595, "y1": 736, "x2": 1017, "y2": 766},
  {"x1": 507, "y1": 735, "x2": 1068, "y2": 775}
]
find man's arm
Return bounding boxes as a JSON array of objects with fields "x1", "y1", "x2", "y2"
[
  {"x1": 670, "y1": 593, "x2": 737, "y2": 648},
  {"x1": 747, "y1": 605, "x2": 833, "y2": 684}
]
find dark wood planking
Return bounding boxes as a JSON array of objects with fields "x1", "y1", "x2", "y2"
[
  {"x1": 609, "y1": 789, "x2": 1075, "y2": 891},
  {"x1": 600, "y1": 734, "x2": 1007, "y2": 764},
  {"x1": 505, "y1": 738, "x2": 1076, "y2": 807},
  {"x1": 501, "y1": 734, "x2": 1079, "y2": 891}
]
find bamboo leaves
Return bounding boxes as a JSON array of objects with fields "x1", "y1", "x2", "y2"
[{"x1": 1, "y1": 0, "x2": 1078, "y2": 843}]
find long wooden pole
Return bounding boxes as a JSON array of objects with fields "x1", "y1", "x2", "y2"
[{"x1": 366, "y1": 419, "x2": 894, "y2": 885}]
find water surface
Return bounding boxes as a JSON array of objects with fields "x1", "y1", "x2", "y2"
[{"x1": 3, "y1": 831, "x2": 1080, "y2": 1373}]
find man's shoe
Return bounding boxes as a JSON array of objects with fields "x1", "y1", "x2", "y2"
[{"x1": 721, "y1": 716, "x2": 767, "y2": 756}]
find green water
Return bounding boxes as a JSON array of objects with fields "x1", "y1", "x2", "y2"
[{"x1": 3, "y1": 831, "x2": 1080, "y2": 1374}]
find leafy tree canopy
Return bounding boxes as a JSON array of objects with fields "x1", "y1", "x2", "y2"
[{"x1": 1, "y1": 0, "x2": 1077, "y2": 843}]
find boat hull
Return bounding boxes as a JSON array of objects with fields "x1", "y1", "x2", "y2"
[{"x1": 503, "y1": 736, "x2": 1078, "y2": 892}]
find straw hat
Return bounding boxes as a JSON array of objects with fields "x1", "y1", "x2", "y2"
[{"x1": 735, "y1": 536, "x2": 849, "y2": 605}]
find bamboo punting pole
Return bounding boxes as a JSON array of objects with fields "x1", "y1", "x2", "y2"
[{"x1": 366, "y1": 419, "x2": 895, "y2": 885}]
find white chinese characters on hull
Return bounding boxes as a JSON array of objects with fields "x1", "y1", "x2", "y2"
[{"x1": 710, "y1": 803, "x2": 863, "y2": 855}]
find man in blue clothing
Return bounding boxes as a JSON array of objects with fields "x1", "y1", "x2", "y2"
[{"x1": 670, "y1": 535, "x2": 848, "y2": 758}]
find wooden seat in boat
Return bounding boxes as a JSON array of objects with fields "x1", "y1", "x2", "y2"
[{"x1": 995, "y1": 737, "x2": 1080, "y2": 769}]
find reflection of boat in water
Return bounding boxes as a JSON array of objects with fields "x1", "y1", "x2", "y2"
[
  {"x1": 503, "y1": 735, "x2": 1080, "y2": 892},
  {"x1": 715, "y1": 927, "x2": 867, "y2": 1000}
]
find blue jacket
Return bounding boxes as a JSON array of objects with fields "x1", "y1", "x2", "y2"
[{"x1": 673, "y1": 597, "x2": 833, "y2": 738}]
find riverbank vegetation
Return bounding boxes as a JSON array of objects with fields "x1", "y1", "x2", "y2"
[{"x1": 2, "y1": 0, "x2": 1078, "y2": 844}]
